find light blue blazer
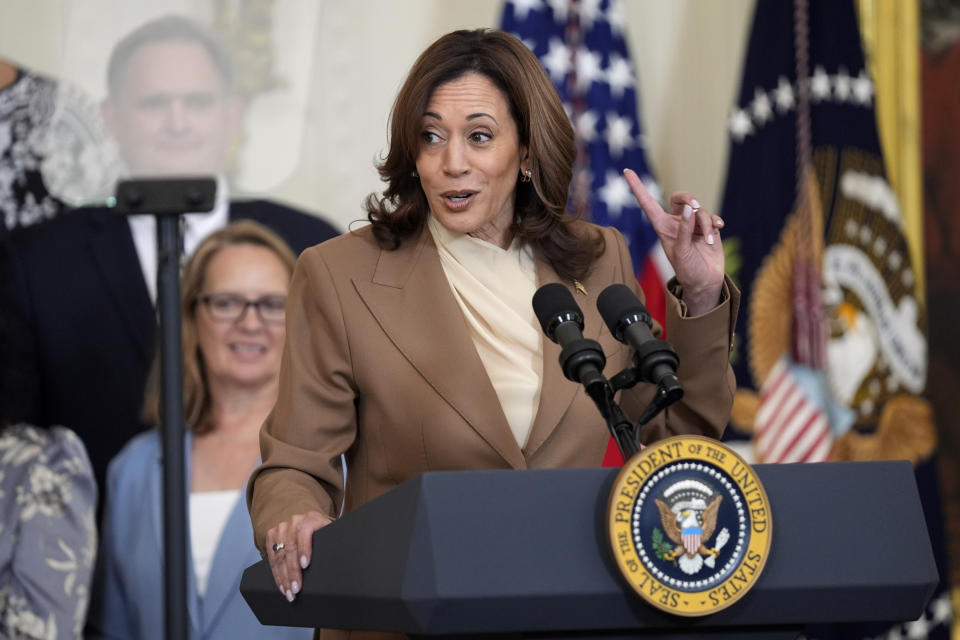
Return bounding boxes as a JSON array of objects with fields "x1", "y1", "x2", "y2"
[{"x1": 87, "y1": 430, "x2": 310, "y2": 640}]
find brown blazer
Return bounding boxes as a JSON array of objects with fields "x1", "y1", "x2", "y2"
[{"x1": 248, "y1": 222, "x2": 739, "y2": 558}]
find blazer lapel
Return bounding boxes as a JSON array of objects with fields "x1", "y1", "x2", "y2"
[
  {"x1": 86, "y1": 210, "x2": 155, "y2": 359},
  {"x1": 523, "y1": 254, "x2": 615, "y2": 458},
  {"x1": 353, "y1": 228, "x2": 525, "y2": 469}
]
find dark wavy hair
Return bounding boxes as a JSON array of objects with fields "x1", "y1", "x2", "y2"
[{"x1": 365, "y1": 28, "x2": 603, "y2": 282}]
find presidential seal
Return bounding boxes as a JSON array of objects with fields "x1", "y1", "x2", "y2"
[{"x1": 607, "y1": 435, "x2": 772, "y2": 616}]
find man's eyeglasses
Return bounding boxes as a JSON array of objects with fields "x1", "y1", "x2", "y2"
[{"x1": 197, "y1": 293, "x2": 286, "y2": 325}]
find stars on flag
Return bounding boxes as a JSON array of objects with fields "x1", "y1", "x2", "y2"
[
  {"x1": 542, "y1": 38, "x2": 572, "y2": 81},
  {"x1": 544, "y1": 0, "x2": 569, "y2": 22},
  {"x1": 728, "y1": 109, "x2": 754, "y2": 143},
  {"x1": 751, "y1": 88, "x2": 773, "y2": 125},
  {"x1": 833, "y1": 66, "x2": 852, "y2": 101},
  {"x1": 598, "y1": 171, "x2": 634, "y2": 217},
  {"x1": 575, "y1": 110, "x2": 600, "y2": 143},
  {"x1": 606, "y1": 54, "x2": 635, "y2": 99},
  {"x1": 810, "y1": 65, "x2": 832, "y2": 102},
  {"x1": 575, "y1": 47, "x2": 605, "y2": 91},
  {"x1": 852, "y1": 69, "x2": 874, "y2": 105},
  {"x1": 607, "y1": 0, "x2": 627, "y2": 34},
  {"x1": 605, "y1": 112, "x2": 634, "y2": 157},
  {"x1": 510, "y1": 0, "x2": 544, "y2": 21},
  {"x1": 578, "y1": 0, "x2": 603, "y2": 30},
  {"x1": 774, "y1": 76, "x2": 796, "y2": 113},
  {"x1": 728, "y1": 67, "x2": 875, "y2": 142}
]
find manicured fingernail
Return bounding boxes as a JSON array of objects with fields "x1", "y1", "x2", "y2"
[
  {"x1": 691, "y1": 199, "x2": 701, "y2": 209},
  {"x1": 715, "y1": 217, "x2": 725, "y2": 227},
  {"x1": 292, "y1": 581, "x2": 300, "y2": 594},
  {"x1": 300, "y1": 555, "x2": 308, "y2": 569},
  {"x1": 707, "y1": 234, "x2": 715, "y2": 245},
  {"x1": 682, "y1": 205, "x2": 692, "y2": 220},
  {"x1": 286, "y1": 589, "x2": 294, "y2": 602},
  {"x1": 279, "y1": 583, "x2": 286, "y2": 595}
]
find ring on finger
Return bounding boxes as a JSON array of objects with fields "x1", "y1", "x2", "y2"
[{"x1": 272, "y1": 542, "x2": 285, "y2": 553}]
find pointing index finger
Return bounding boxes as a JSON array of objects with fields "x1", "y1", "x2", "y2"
[{"x1": 623, "y1": 168, "x2": 665, "y2": 226}]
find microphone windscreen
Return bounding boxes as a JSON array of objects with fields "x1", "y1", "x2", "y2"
[
  {"x1": 596, "y1": 284, "x2": 651, "y2": 335},
  {"x1": 532, "y1": 283, "x2": 580, "y2": 336}
]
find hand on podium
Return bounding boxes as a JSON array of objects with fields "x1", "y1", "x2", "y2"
[{"x1": 265, "y1": 511, "x2": 333, "y2": 603}]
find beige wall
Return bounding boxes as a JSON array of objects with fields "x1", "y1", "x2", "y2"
[{"x1": 0, "y1": 0, "x2": 755, "y2": 230}]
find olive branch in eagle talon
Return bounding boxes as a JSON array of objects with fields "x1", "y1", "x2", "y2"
[{"x1": 651, "y1": 527, "x2": 674, "y2": 560}]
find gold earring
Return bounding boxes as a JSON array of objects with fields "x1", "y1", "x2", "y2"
[{"x1": 520, "y1": 169, "x2": 532, "y2": 183}]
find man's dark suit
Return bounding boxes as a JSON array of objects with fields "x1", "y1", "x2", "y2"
[{"x1": 1, "y1": 199, "x2": 339, "y2": 497}]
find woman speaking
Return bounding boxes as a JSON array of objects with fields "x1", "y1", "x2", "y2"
[{"x1": 248, "y1": 28, "x2": 738, "y2": 612}]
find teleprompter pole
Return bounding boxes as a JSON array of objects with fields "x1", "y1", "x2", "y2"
[
  {"x1": 112, "y1": 177, "x2": 216, "y2": 640},
  {"x1": 157, "y1": 213, "x2": 187, "y2": 640}
]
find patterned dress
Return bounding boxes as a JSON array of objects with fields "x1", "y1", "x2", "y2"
[
  {"x1": 0, "y1": 424, "x2": 97, "y2": 640},
  {"x1": 0, "y1": 66, "x2": 117, "y2": 239}
]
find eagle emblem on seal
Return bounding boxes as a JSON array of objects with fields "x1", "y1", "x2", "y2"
[{"x1": 653, "y1": 479, "x2": 731, "y2": 575}]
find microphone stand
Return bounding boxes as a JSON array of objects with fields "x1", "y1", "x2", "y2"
[
  {"x1": 608, "y1": 362, "x2": 685, "y2": 451},
  {"x1": 113, "y1": 177, "x2": 217, "y2": 640},
  {"x1": 582, "y1": 374, "x2": 639, "y2": 460},
  {"x1": 556, "y1": 336, "x2": 639, "y2": 460},
  {"x1": 558, "y1": 334, "x2": 685, "y2": 460}
]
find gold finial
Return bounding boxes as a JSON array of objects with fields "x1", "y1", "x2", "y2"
[{"x1": 574, "y1": 280, "x2": 588, "y2": 296}]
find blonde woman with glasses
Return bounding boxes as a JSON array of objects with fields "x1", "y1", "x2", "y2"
[{"x1": 87, "y1": 221, "x2": 311, "y2": 640}]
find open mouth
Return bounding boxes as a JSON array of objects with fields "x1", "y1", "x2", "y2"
[{"x1": 441, "y1": 191, "x2": 477, "y2": 210}]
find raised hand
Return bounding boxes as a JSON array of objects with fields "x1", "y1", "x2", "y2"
[{"x1": 624, "y1": 169, "x2": 725, "y2": 316}]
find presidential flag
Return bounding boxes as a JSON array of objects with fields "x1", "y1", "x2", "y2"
[{"x1": 720, "y1": 0, "x2": 951, "y2": 636}]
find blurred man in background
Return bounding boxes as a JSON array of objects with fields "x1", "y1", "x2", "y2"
[{"x1": 0, "y1": 15, "x2": 339, "y2": 499}]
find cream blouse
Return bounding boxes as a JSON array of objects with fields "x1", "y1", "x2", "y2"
[{"x1": 428, "y1": 216, "x2": 543, "y2": 448}]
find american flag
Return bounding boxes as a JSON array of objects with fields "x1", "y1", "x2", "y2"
[
  {"x1": 501, "y1": 0, "x2": 671, "y2": 328},
  {"x1": 502, "y1": 0, "x2": 668, "y2": 466},
  {"x1": 754, "y1": 356, "x2": 833, "y2": 463}
]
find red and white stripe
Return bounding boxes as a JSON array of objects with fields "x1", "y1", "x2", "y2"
[
  {"x1": 682, "y1": 531, "x2": 702, "y2": 556},
  {"x1": 754, "y1": 358, "x2": 833, "y2": 463}
]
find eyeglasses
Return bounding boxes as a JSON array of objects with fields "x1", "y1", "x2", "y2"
[{"x1": 197, "y1": 293, "x2": 286, "y2": 325}]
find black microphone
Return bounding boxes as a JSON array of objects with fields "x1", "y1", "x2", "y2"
[
  {"x1": 596, "y1": 284, "x2": 683, "y2": 401},
  {"x1": 532, "y1": 283, "x2": 606, "y2": 387}
]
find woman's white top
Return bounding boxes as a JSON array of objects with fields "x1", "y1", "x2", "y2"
[
  {"x1": 428, "y1": 215, "x2": 543, "y2": 448},
  {"x1": 189, "y1": 489, "x2": 241, "y2": 597}
]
